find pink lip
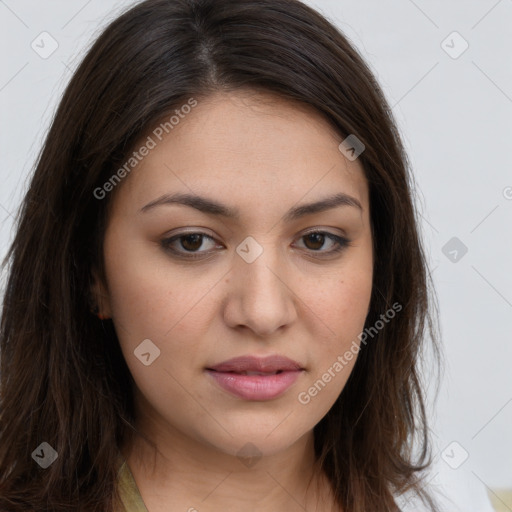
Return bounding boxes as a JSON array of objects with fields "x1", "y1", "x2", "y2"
[{"x1": 206, "y1": 355, "x2": 304, "y2": 401}]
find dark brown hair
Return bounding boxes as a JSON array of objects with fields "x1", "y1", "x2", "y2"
[{"x1": 0, "y1": 0, "x2": 441, "y2": 510}]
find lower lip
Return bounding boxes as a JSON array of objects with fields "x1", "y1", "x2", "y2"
[{"x1": 206, "y1": 370, "x2": 302, "y2": 400}]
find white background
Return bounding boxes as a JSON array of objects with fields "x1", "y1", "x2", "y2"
[{"x1": 0, "y1": 0, "x2": 510, "y2": 500}]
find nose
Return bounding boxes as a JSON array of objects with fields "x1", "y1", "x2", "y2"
[{"x1": 222, "y1": 244, "x2": 298, "y2": 337}]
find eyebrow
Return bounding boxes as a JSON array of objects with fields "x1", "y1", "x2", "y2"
[{"x1": 140, "y1": 191, "x2": 362, "y2": 222}]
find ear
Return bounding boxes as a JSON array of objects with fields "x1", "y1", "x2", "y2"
[{"x1": 90, "y1": 267, "x2": 112, "y2": 319}]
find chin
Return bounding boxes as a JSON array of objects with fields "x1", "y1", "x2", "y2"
[{"x1": 197, "y1": 417, "x2": 314, "y2": 461}]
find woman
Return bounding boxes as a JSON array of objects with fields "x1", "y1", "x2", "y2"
[{"x1": 0, "y1": 0, "x2": 442, "y2": 510}]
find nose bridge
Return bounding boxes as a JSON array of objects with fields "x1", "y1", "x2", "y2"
[{"x1": 224, "y1": 235, "x2": 296, "y2": 335}]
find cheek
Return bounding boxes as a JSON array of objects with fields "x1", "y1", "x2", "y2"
[
  {"x1": 303, "y1": 251, "x2": 372, "y2": 393},
  {"x1": 316, "y1": 260, "x2": 373, "y2": 339},
  {"x1": 103, "y1": 231, "x2": 188, "y2": 336},
  {"x1": 335, "y1": 277, "x2": 372, "y2": 333},
  {"x1": 312, "y1": 281, "x2": 370, "y2": 377},
  {"x1": 102, "y1": 233, "x2": 219, "y2": 377}
]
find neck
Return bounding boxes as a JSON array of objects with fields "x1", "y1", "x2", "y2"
[{"x1": 121, "y1": 410, "x2": 338, "y2": 511}]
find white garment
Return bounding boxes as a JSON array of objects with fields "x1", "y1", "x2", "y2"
[{"x1": 395, "y1": 455, "x2": 496, "y2": 512}]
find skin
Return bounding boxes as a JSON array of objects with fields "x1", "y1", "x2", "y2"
[{"x1": 94, "y1": 90, "x2": 373, "y2": 512}]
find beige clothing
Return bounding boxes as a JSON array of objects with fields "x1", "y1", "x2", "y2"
[{"x1": 117, "y1": 454, "x2": 149, "y2": 512}]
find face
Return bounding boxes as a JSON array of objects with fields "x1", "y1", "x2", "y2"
[{"x1": 95, "y1": 90, "x2": 373, "y2": 459}]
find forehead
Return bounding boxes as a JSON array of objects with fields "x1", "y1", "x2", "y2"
[{"x1": 111, "y1": 90, "x2": 369, "y2": 216}]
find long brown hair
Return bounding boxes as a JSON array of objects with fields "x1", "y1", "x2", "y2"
[{"x1": 0, "y1": 0, "x2": 441, "y2": 510}]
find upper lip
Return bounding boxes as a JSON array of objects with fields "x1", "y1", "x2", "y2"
[{"x1": 207, "y1": 355, "x2": 304, "y2": 373}]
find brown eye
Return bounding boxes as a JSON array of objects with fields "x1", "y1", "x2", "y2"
[
  {"x1": 303, "y1": 232, "x2": 326, "y2": 250},
  {"x1": 294, "y1": 231, "x2": 350, "y2": 256},
  {"x1": 161, "y1": 232, "x2": 220, "y2": 258},
  {"x1": 180, "y1": 234, "x2": 204, "y2": 251}
]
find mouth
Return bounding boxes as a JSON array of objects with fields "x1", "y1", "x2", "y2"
[
  {"x1": 207, "y1": 354, "x2": 304, "y2": 373},
  {"x1": 205, "y1": 355, "x2": 304, "y2": 401},
  {"x1": 212, "y1": 370, "x2": 284, "y2": 375}
]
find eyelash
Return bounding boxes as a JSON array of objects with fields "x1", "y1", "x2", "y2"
[{"x1": 160, "y1": 230, "x2": 350, "y2": 260}]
